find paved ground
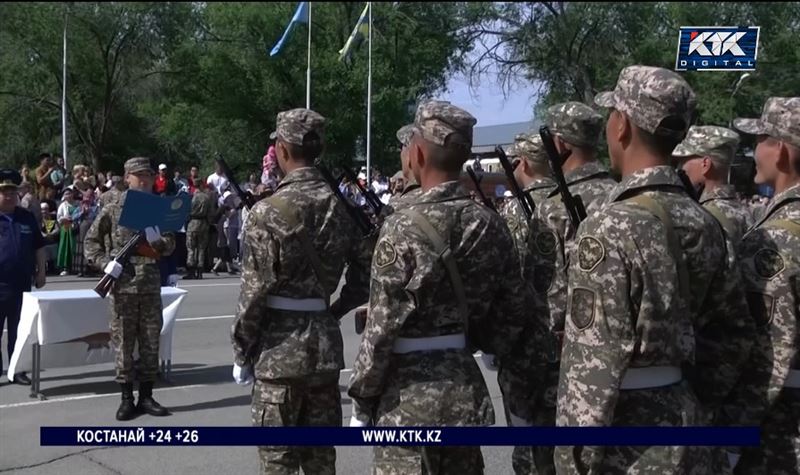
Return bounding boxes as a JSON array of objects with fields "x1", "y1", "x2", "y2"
[{"x1": 0, "y1": 274, "x2": 513, "y2": 474}]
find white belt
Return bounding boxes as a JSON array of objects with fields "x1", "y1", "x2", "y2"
[
  {"x1": 392, "y1": 334, "x2": 466, "y2": 354},
  {"x1": 785, "y1": 369, "x2": 800, "y2": 389},
  {"x1": 265, "y1": 295, "x2": 327, "y2": 312},
  {"x1": 620, "y1": 366, "x2": 682, "y2": 390}
]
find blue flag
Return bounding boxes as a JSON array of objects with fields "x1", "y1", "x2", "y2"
[{"x1": 270, "y1": 2, "x2": 309, "y2": 57}]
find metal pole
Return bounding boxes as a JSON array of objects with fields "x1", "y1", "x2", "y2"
[
  {"x1": 306, "y1": 2, "x2": 311, "y2": 109},
  {"x1": 61, "y1": 8, "x2": 68, "y2": 171},
  {"x1": 366, "y1": 3, "x2": 372, "y2": 184}
]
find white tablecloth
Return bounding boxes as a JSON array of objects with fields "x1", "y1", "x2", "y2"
[{"x1": 7, "y1": 287, "x2": 188, "y2": 380}]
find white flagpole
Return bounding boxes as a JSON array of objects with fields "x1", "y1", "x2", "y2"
[
  {"x1": 366, "y1": 2, "x2": 372, "y2": 184},
  {"x1": 306, "y1": 2, "x2": 311, "y2": 109},
  {"x1": 61, "y1": 8, "x2": 68, "y2": 170}
]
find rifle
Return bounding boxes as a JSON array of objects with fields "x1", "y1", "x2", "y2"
[
  {"x1": 93, "y1": 232, "x2": 144, "y2": 298},
  {"x1": 341, "y1": 166, "x2": 384, "y2": 216},
  {"x1": 315, "y1": 159, "x2": 376, "y2": 236},
  {"x1": 496, "y1": 145, "x2": 534, "y2": 220},
  {"x1": 466, "y1": 165, "x2": 497, "y2": 213},
  {"x1": 215, "y1": 155, "x2": 256, "y2": 210},
  {"x1": 539, "y1": 126, "x2": 587, "y2": 230}
]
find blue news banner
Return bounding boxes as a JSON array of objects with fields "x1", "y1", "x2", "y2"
[{"x1": 41, "y1": 427, "x2": 760, "y2": 447}]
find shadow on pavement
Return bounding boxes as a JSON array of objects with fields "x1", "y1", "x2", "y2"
[
  {"x1": 40, "y1": 363, "x2": 204, "y2": 383},
  {"x1": 168, "y1": 394, "x2": 251, "y2": 413}
]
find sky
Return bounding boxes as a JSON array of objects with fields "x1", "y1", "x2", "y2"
[{"x1": 440, "y1": 71, "x2": 540, "y2": 128}]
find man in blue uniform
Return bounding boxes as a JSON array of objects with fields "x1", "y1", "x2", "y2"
[{"x1": 0, "y1": 169, "x2": 46, "y2": 385}]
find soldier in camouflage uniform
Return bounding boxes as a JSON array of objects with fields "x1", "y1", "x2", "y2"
[
  {"x1": 84, "y1": 157, "x2": 175, "y2": 421},
  {"x1": 555, "y1": 66, "x2": 754, "y2": 474},
  {"x1": 184, "y1": 181, "x2": 214, "y2": 280},
  {"x1": 716, "y1": 97, "x2": 800, "y2": 475},
  {"x1": 98, "y1": 175, "x2": 126, "y2": 208},
  {"x1": 231, "y1": 108, "x2": 372, "y2": 475},
  {"x1": 383, "y1": 124, "x2": 423, "y2": 215},
  {"x1": 673, "y1": 125, "x2": 753, "y2": 243},
  {"x1": 348, "y1": 100, "x2": 544, "y2": 475}
]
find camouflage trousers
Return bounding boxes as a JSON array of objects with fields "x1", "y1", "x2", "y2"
[
  {"x1": 251, "y1": 376, "x2": 341, "y2": 475},
  {"x1": 186, "y1": 227, "x2": 209, "y2": 269},
  {"x1": 735, "y1": 390, "x2": 800, "y2": 475},
  {"x1": 109, "y1": 293, "x2": 162, "y2": 383},
  {"x1": 373, "y1": 446, "x2": 484, "y2": 475}
]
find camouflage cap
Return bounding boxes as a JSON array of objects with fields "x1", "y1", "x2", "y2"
[
  {"x1": 412, "y1": 100, "x2": 477, "y2": 148},
  {"x1": 124, "y1": 157, "x2": 153, "y2": 175},
  {"x1": 396, "y1": 124, "x2": 414, "y2": 147},
  {"x1": 672, "y1": 125, "x2": 740, "y2": 164},
  {"x1": 595, "y1": 65, "x2": 696, "y2": 140},
  {"x1": 515, "y1": 133, "x2": 548, "y2": 164},
  {"x1": 546, "y1": 101, "x2": 604, "y2": 148},
  {"x1": 276, "y1": 108, "x2": 326, "y2": 146},
  {"x1": 733, "y1": 97, "x2": 800, "y2": 149}
]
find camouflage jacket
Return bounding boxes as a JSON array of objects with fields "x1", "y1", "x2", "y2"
[
  {"x1": 84, "y1": 190, "x2": 176, "y2": 295},
  {"x1": 700, "y1": 184, "x2": 753, "y2": 245},
  {"x1": 381, "y1": 181, "x2": 422, "y2": 219},
  {"x1": 717, "y1": 183, "x2": 800, "y2": 428},
  {"x1": 556, "y1": 166, "x2": 753, "y2": 470},
  {"x1": 505, "y1": 178, "x2": 556, "y2": 276},
  {"x1": 231, "y1": 167, "x2": 372, "y2": 380},
  {"x1": 348, "y1": 181, "x2": 542, "y2": 426},
  {"x1": 98, "y1": 188, "x2": 121, "y2": 208},
  {"x1": 186, "y1": 189, "x2": 214, "y2": 233}
]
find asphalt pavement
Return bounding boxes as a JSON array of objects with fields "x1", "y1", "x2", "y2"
[{"x1": 0, "y1": 274, "x2": 513, "y2": 474}]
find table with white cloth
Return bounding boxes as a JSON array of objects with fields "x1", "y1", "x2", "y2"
[{"x1": 7, "y1": 287, "x2": 188, "y2": 399}]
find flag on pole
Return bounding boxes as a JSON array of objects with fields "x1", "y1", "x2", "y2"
[
  {"x1": 270, "y1": 2, "x2": 309, "y2": 57},
  {"x1": 338, "y1": 3, "x2": 370, "y2": 62}
]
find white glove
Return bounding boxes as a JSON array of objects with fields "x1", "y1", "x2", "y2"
[
  {"x1": 232, "y1": 363, "x2": 254, "y2": 385},
  {"x1": 167, "y1": 274, "x2": 179, "y2": 287},
  {"x1": 349, "y1": 414, "x2": 369, "y2": 427},
  {"x1": 104, "y1": 261, "x2": 123, "y2": 279},
  {"x1": 727, "y1": 451, "x2": 741, "y2": 470},
  {"x1": 144, "y1": 226, "x2": 162, "y2": 245}
]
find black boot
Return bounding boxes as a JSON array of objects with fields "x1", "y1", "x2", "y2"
[
  {"x1": 116, "y1": 383, "x2": 137, "y2": 421},
  {"x1": 196, "y1": 268, "x2": 203, "y2": 280},
  {"x1": 183, "y1": 267, "x2": 196, "y2": 280},
  {"x1": 137, "y1": 381, "x2": 169, "y2": 416}
]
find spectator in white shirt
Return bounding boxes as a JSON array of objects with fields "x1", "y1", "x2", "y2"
[{"x1": 206, "y1": 164, "x2": 229, "y2": 195}]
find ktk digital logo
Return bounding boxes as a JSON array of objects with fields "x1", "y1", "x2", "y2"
[{"x1": 675, "y1": 26, "x2": 760, "y2": 71}]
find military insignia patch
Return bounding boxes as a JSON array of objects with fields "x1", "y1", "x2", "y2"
[
  {"x1": 577, "y1": 236, "x2": 604, "y2": 272},
  {"x1": 375, "y1": 240, "x2": 397, "y2": 269},
  {"x1": 534, "y1": 231, "x2": 557, "y2": 256},
  {"x1": 532, "y1": 265, "x2": 555, "y2": 294},
  {"x1": 569, "y1": 288, "x2": 595, "y2": 330},
  {"x1": 753, "y1": 249, "x2": 784, "y2": 279},
  {"x1": 746, "y1": 292, "x2": 774, "y2": 327}
]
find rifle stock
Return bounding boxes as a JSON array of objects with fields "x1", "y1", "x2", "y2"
[
  {"x1": 93, "y1": 232, "x2": 143, "y2": 298},
  {"x1": 539, "y1": 126, "x2": 587, "y2": 230},
  {"x1": 495, "y1": 145, "x2": 534, "y2": 220},
  {"x1": 466, "y1": 165, "x2": 497, "y2": 212},
  {"x1": 341, "y1": 166, "x2": 384, "y2": 215}
]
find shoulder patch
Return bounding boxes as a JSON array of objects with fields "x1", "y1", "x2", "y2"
[
  {"x1": 577, "y1": 236, "x2": 605, "y2": 272},
  {"x1": 753, "y1": 248, "x2": 784, "y2": 280},
  {"x1": 534, "y1": 230, "x2": 557, "y2": 256},
  {"x1": 374, "y1": 240, "x2": 397, "y2": 269},
  {"x1": 569, "y1": 287, "x2": 596, "y2": 330}
]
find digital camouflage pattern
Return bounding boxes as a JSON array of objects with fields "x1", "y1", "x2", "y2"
[
  {"x1": 546, "y1": 101, "x2": 604, "y2": 148},
  {"x1": 734, "y1": 97, "x2": 800, "y2": 149},
  {"x1": 672, "y1": 125, "x2": 740, "y2": 164},
  {"x1": 186, "y1": 188, "x2": 215, "y2": 269},
  {"x1": 84, "y1": 187, "x2": 175, "y2": 384},
  {"x1": 505, "y1": 177, "x2": 557, "y2": 280},
  {"x1": 700, "y1": 184, "x2": 754, "y2": 245},
  {"x1": 555, "y1": 166, "x2": 754, "y2": 474},
  {"x1": 410, "y1": 100, "x2": 477, "y2": 148},
  {"x1": 348, "y1": 181, "x2": 543, "y2": 471},
  {"x1": 233, "y1": 163, "x2": 373, "y2": 474},
  {"x1": 275, "y1": 108, "x2": 326, "y2": 146},
  {"x1": 717, "y1": 185, "x2": 800, "y2": 475},
  {"x1": 595, "y1": 65, "x2": 696, "y2": 140}
]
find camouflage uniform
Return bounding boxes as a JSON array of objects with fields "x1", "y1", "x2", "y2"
[
  {"x1": 348, "y1": 101, "x2": 543, "y2": 475},
  {"x1": 716, "y1": 97, "x2": 800, "y2": 474},
  {"x1": 232, "y1": 109, "x2": 372, "y2": 475},
  {"x1": 185, "y1": 187, "x2": 214, "y2": 275},
  {"x1": 521, "y1": 103, "x2": 613, "y2": 475},
  {"x1": 673, "y1": 125, "x2": 753, "y2": 243},
  {"x1": 555, "y1": 66, "x2": 754, "y2": 474},
  {"x1": 383, "y1": 124, "x2": 423, "y2": 216}
]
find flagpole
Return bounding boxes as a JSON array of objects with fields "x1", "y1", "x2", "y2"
[
  {"x1": 366, "y1": 2, "x2": 372, "y2": 184},
  {"x1": 61, "y1": 7, "x2": 68, "y2": 171},
  {"x1": 306, "y1": 2, "x2": 311, "y2": 109}
]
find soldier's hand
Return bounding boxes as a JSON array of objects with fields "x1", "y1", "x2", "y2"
[
  {"x1": 104, "y1": 261, "x2": 123, "y2": 279},
  {"x1": 144, "y1": 226, "x2": 163, "y2": 244},
  {"x1": 232, "y1": 363, "x2": 254, "y2": 385}
]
